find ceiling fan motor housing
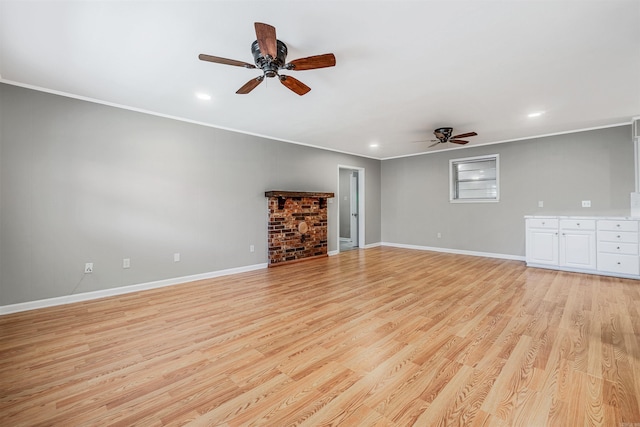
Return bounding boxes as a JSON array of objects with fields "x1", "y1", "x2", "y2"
[
  {"x1": 251, "y1": 40, "x2": 288, "y2": 78},
  {"x1": 434, "y1": 127, "x2": 453, "y2": 142}
]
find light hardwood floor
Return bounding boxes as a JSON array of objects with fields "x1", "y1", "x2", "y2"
[{"x1": 1, "y1": 247, "x2": 640, "y2": 426}]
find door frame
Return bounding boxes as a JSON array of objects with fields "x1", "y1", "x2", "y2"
[
  {"x1": 337, "y1": 165, "x2": 365, "y2": 251},
  {"x1": 349, "y1": 172, "x2": 358, "y2": 244}
]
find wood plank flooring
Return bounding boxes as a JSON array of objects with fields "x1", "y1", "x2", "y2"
[{"x1": 1, "y1": 247, "x2": 640, "y2": 426}]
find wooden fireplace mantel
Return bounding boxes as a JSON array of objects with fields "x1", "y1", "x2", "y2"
[{"x1": 264, "y1": 191, "x2": 334, "y2": 198}]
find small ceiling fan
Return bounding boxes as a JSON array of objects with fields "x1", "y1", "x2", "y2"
[
  {"x1": 199, "y1": 22, "x2": 336, "y2": 95},
  {"x1": 423, "y1": 127, "x2": 478, "y2": 148}
]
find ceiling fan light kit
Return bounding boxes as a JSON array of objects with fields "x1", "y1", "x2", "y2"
[
  {"x1": 199, "y1": 22, "x2": 336, "y2": 95},
  {"x1": 434, "y1": 127, "x2": 453, "y2": 142}
]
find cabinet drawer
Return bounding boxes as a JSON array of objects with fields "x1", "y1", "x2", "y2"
[
  {"x1": 597, "y1": 231, "x2": 639, "y2": 244},
  {"x1": 559, "y1": 219, "x2": 596, "y2": 230},
  {"x1": 597, "y1": 220, "x2": 639, "y2": 232},
  {"x1": 597, "y1": 241, "x2": 639, "y2": 255},
  {"x1": 526, "y1": 218, "x2": 558, "y2": 229},
  {"x1": 597, "y1": 253, "x2": 640, "y2": 275}
]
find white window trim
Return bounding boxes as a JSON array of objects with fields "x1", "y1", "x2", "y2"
[{"x1": 449, "y1": 154, "x2": 500, "y2": 203}]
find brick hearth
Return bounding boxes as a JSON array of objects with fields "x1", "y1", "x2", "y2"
[{"x1": 265, "y1": 191, "x2": 334, "y2": 266}]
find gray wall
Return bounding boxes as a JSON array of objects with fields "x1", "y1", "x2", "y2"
[
  {"x1": 1, "y1": 82, "x2": 633, "y2": 307},
  {"x1": 0, "y1": 84, "x2": 381, "y2": 305},
  {"x1": 381, "y1": 125, "x2": 634, "y2": 256}
]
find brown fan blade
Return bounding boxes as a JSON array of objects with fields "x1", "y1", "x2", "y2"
[
  {"x1": 236, "y1": 76, "x2": 264, "y2": 94},
  {"x1": 279, "y1": 75, "x2": 311, "y2": 96},
  {"x1": 449, "y1": 139, "x2": 469, "y2": 145},
  {"x1": 452, "y1": 132, "x2": 477, "y2": 139},
  {"x1": 255, "y1": 22, "x2": 277, "y2": 58},
  {"x1": 198, "y1": 54, "x2": 256, "y2": 69},
  {"x1": 287, "y1": 54, "x2": 336, "y2": 71},
  {"x1": 428, "y1": 141, "x2": 441, "y2": 148}
]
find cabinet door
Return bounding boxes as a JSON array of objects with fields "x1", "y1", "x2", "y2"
[
  {"x1": 526, "y1": 228, "x2": 559, "y2": 265},
  {"x1": 560, "y1": 230, "x2": 596, "y2": 270}
]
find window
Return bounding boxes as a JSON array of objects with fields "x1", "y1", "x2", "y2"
[{"x1": 449, "y1": 154, "x2": 499, "y2": 202}]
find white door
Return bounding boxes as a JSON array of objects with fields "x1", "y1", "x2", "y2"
[{"x1": 350, "y1": 172, "x2": 358, "y2": 247}]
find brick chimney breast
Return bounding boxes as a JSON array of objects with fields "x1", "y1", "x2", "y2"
[{"x1": 265, "y1": 191, "x2": 334, "y2": 266}]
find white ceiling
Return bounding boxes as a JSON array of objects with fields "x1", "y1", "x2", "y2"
[{"x1": 1, "y1": 1, "x2": 639, "y2": 159}]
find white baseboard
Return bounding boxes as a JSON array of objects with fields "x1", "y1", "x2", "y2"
[
  {"x1": 0, "y1": 263, "x2": 268, "y2": 315},
  {"x1": 381, "y1": 242, "x2": 525, "y2": 261},
  {"x1": 526, "y1": 262, "x2": 640, "y2": 280}
]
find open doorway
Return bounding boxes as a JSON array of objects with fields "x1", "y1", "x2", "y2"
[{"x1": 338, "y1": 166, "x2": 365, "y2": 252}]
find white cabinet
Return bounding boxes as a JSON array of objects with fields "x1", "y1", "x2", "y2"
[
  {"x1": 526, "y1": 218, "x2": 558, "y2": 266},
  {"x1": 597, "y1": 220, "x2": 639, "y2": 275},
  {"x1": 559, "y1": 219, "x2": 596, "y2": 270},
  {"x1": 525, "y1": 215, "x2": 640, "y2": 279}
]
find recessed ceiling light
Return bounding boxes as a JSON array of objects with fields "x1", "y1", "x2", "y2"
[
  {"x1": 369, "y1": 143, "x2": 379, "y2": 148},
  {"x1": 196, "y1": 93, "x2": 211, "y2": 100},
  {"x1": 528, "y1": 111, "x2": 544, "y2": 118}
]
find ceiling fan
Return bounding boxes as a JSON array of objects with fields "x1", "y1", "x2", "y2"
[
  {"x1": 199, "y1": 22, "x2": 336, "y2": 96},
  {"x1": 424, "y1": 127, "x2": 478, "y2": 148}
]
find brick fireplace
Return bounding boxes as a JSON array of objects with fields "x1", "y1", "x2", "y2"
[{"x1": 265, "y1": 191, "x2": 334, "y2": 266}]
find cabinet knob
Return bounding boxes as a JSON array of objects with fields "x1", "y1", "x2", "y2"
[
  {"x1": 617, "y1": 224, "x2": 621, "y2": 227},
  {"x1": 617, "y1": 235, "x2": 621, "y2": 238},
  {"x1": 577, "y1": 222, "x2": 580, "y2": 226},
  {"x1": 542, "y1": 222, "x2": 545, "y2": 225},
  {"x1": 617, "y1": 262, "x2": 621, "y2": 265},
  {"x1": 617, "y1": 246, "x2": 620, "y2": 250}
]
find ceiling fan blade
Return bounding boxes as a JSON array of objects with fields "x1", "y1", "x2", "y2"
[
  {"x1": 236, "y1": 76, "x2": 264, "y2": 94},
  {"x1": 286, "y1": 53, "x2": 336, "y2": 71},
  {"x1": 198, "y1": 54, "x2": 256, "y2": 69},
  {"x1": 452, "y1": 132, "x2": 477, "y2": 139},
  {"x1": 428, "y1": 141, "x2": 441, "y2": 148},
  {"x1": 255, "y1": 22, "x2": 277, "y2": 58},
  {"x1": 279, "y1": 75, "x2": 311, "y2": 96},
  {"x1": 449, "y1": 139, "x2": 469, "y2": 145}
]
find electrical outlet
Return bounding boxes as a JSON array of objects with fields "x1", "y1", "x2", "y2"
[
  {"x1": 123, "y1": 258, "x2": 130, "y2": 269},
  {"x1": 174, "y1": 253, "x2": 180, "y2": 262},
  {"x1": 250, "y1": 245, "x2": 255, "y2": 253},
  {"x1": 84, "y1": 262, "x2": 93, "y2": 274},
  {"x1": 538, "y1": 201, "x2": 544, "y2": 208},
  {"x1": 437, "y1": 232, "x2": 442, "y2": 239},
  {"x1": 582, "y1": 200, "x2": 591, "y2": 208}
]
